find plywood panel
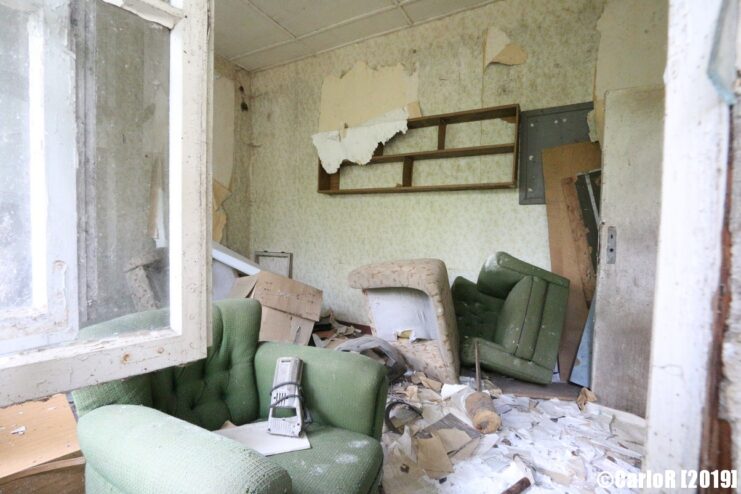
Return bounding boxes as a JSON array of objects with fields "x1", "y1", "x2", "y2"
[
  {"x1": 0, "y1": 458, "x2": 84, "y2": 494},
  {"x1": 591, "y1": 87, "x2": 663, "y2": 417},
  {"x1": 542, "y1": 142, "x2": 602, "y2": 381},
  {"x1": 562, "y1": 176, "x2": 597, "y2": 304},
  {"x1": 0, "y1": 394, "x2": 80, "y2": 480}
]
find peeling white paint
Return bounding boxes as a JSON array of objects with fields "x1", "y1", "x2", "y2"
[
  {"x1": 483, "y1": 26, "x2": 527, "y2": 67},
  {"x1": 312, "y1": 106, "x2": 412, "y2": 174}
]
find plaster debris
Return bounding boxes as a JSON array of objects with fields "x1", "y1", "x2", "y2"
[
  {"x1": 586, "y1": 110, "x2": 599, "y2": 142},
  {"x1": 313, "y1": 106, "x2": 414, "y2": 174},
  {"x1": 483, "y1": 27, "x2": 528, "y2": 67},
  {"x1": 382, "y1": 380, "x2": 645, "y2": 493},
  {"x1": 576, "y1": 387, "x2": 598, "y2": 410},
  {"x1": 313, "y1": 61, "x2": 420, "y2": 174}
]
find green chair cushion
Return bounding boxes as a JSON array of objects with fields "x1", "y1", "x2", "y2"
[
  {"x1": 513, "y1": 276, "x2": 547, "y2": 360},
  {"x1": 254, "y1": 342, "x2": 388, "y2": 440},
  {"x1": 451, "y1": 277, "x2": 504, "y2": 342},
  {"x1": 532, "y1": 283, "x2": 570, "y2": 370},
  {"x1": 152, "y1": 299, "x2": 262, "y2": 431},
  {"x1": 495, "y1": 276, "x2": 533, "y2": 352},
  {"x1": 269, "y1": 424, "x2": 383, "y2": 494}
]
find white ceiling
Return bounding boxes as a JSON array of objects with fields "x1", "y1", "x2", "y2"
[{"x1": 215, "y1": 0, "x2": 494, "y2": 72}]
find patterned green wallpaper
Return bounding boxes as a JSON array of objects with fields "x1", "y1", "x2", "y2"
[{"x1": 226, "y1": 0, "x2": 605, "y2": 323}]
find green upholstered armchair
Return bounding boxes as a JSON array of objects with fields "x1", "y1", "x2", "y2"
[
  {"x1": 451, "y1": 252, "x2": 569, "y2": 384},
  {"x1": 72, "y1": 299, "x2": 388, "y2": 494}
]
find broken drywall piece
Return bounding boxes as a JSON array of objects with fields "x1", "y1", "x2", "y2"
[
  {"x1": 213, "y1": 74, "x2": 236, "y2": 188},
  {"x1": 213, "y1": 209, "x2": 227, "y2": 242},
  {"x1": 318, "y1": 61, "x2": 419, "y2": 133},
  {"x1": 313, "y1": 106, "x2": 413, "y2": 174},
  {"x1": 212, "y1": 180, "x2": 230, "y2": 243},
  {"x1": 586, "y1": 109, "x2": 599, "y2": 142},
  {"x1": 415, "y1": 434, "x2": 454, "y2": 478},
  {"x1": 483, "y1": 27, "x2": 527, "y2": 67}
]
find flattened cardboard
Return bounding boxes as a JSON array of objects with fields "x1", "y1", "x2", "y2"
[
  {"x1": 229, "y1": 275, "x2": 259, "y2": 299},
  {"x1": 261, "y1": 307, "x2": 315, "y2": 346},
  {"x1": 250, "y1": 271, "x2": 322, "y2": 321}
]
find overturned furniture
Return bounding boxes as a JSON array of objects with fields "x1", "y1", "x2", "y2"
[
  {"x1": 72, "y1": 299, "x2": 387, "y2": 494},
  {"x1": 452, "y1": 252, "x2": 569, "y2": 384},
  {"x1": 348, "y1": 258, "x2": 459, "y2": 384}
]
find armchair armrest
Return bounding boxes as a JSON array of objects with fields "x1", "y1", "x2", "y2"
[
  {"x1": 254, "y1": 343, "x2": 388, "y2": 440},
  {"x1": 478, "y1": 252, "x2": 569, "y2": 299},
  {"x1": 78, "y1": 405, "x2": 291, "y2": 494}
]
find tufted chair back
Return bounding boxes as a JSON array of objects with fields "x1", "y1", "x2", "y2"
[{"x1": 73, "y1": 299, "x2": 263, "y2": 431}]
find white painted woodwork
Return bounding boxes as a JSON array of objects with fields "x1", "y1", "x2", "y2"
[
  {"x1": 0, "y1": 0, "x2": 213, "y2": 407},
  {"x1": 101, "y1": 0, "x2": 183, "y2": 29},
  {"x1": 643, "y1": 0, "x2": 731, "y2": 480}
]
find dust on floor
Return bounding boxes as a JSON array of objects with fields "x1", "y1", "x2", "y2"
[{"x1": 381, "y1": 379, "x2": 645, "y2": 493}]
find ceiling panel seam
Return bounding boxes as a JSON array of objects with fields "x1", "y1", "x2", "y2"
[
  {"x1": 228, "y1": 4, "x2": 403, "y2": 60},
  {"x1": 244, "y1": 0, "x2": 297, "y2": 39},
  {"x1": 228, "y1": 0, "x2": 497, "y2": 72}
]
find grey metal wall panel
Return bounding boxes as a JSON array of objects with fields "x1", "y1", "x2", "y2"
[{"x1": 518, "y1": 102, "x2": 594, "y2": 205}]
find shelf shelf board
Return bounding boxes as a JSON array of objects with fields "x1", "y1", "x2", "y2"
[
  {"x1": 317, "y1": 103, "x2": 520, "y2": 196},
  {"x1": 364, "y1": 143, "x2": 515, "y2": 165},
  {"x1": 406, "y1": 104, "x2": 519, "y2": 129},
  {"x1": 319, "y1": 181, "x2": 516, "y2": 195}
]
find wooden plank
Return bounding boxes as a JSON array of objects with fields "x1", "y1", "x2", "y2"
[
  {"x1": 562, "y1": 177, "x2": 596, "y2": 304},
  {"x1": 0, "y1": 454, "x2": 84, "y2": 494},
  {"x1": 317, "y1": 162, "x2": 340, "y2": 192},
  {"x1": 485, "y1": 374, "x2": 582, "y2": 401},
  {"x1": 407, "y1": 104, "x2": 518, "y2": 129},
  {"x1": 0, "y1": 456, "x2": 85, "y2": 484},
  {"x1": 437, "y1": 123, "x2": 447, "y2": 150},
  {"x1": 542, "y1": 142, "x2": 602, "y2": 382},
  {"x1": 0, "y1": 394, "x2": 80, "y2": 480},
  {"x1": 368, "y1": 143, "x2": 514, "y2": 164},
  {"x1": 402, "y1": 157, "x2": 414, "y2": 187},
  {"x1": 320, "y1": 181, "x2": 516, "y2": 195},
  {"x1": 591, "y1": 88, "x2": 663, "y2": 416}
]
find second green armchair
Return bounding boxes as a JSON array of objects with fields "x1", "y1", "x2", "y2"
[
  {"x1": 72, "y1": 299, "x2": 388, "y2": 494},
  {"x1": 452, "y1": 252, "x2": 570, "y2": 384}
]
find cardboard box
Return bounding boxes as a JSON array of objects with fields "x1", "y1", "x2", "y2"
[{"x1": 229, "y1": 271, "x2": 322, "y2": 345}]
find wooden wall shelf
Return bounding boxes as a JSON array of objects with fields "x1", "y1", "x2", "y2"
[{"x1": 317, "y1": 104, "x2": 520, "y2": 195}]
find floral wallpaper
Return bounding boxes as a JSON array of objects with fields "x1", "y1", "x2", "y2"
[{"x1": 225, "y1": 0, "x2": 606, "y2": 323}]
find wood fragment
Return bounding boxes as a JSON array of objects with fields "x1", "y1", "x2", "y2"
[
  {"x1": 576, "y1": 387, "x2": 598, "y2": 410},
  {"x1": 562, "y1": 176, "x2": 597, "y2": 304},
  {"x1": 501, "y1": 477, "x2": 532, "y2": 494}
]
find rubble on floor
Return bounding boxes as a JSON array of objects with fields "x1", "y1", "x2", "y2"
[{"x1": 381, "y1": 377, "x2": 645, "y2": 493}]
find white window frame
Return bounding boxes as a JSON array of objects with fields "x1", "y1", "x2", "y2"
[
  {"x1": 0, "y1": 0, "x2": 213, "y2": 407},
  {"x1": 0, "y1": 1, "x2": 79, "y2": 355}
]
